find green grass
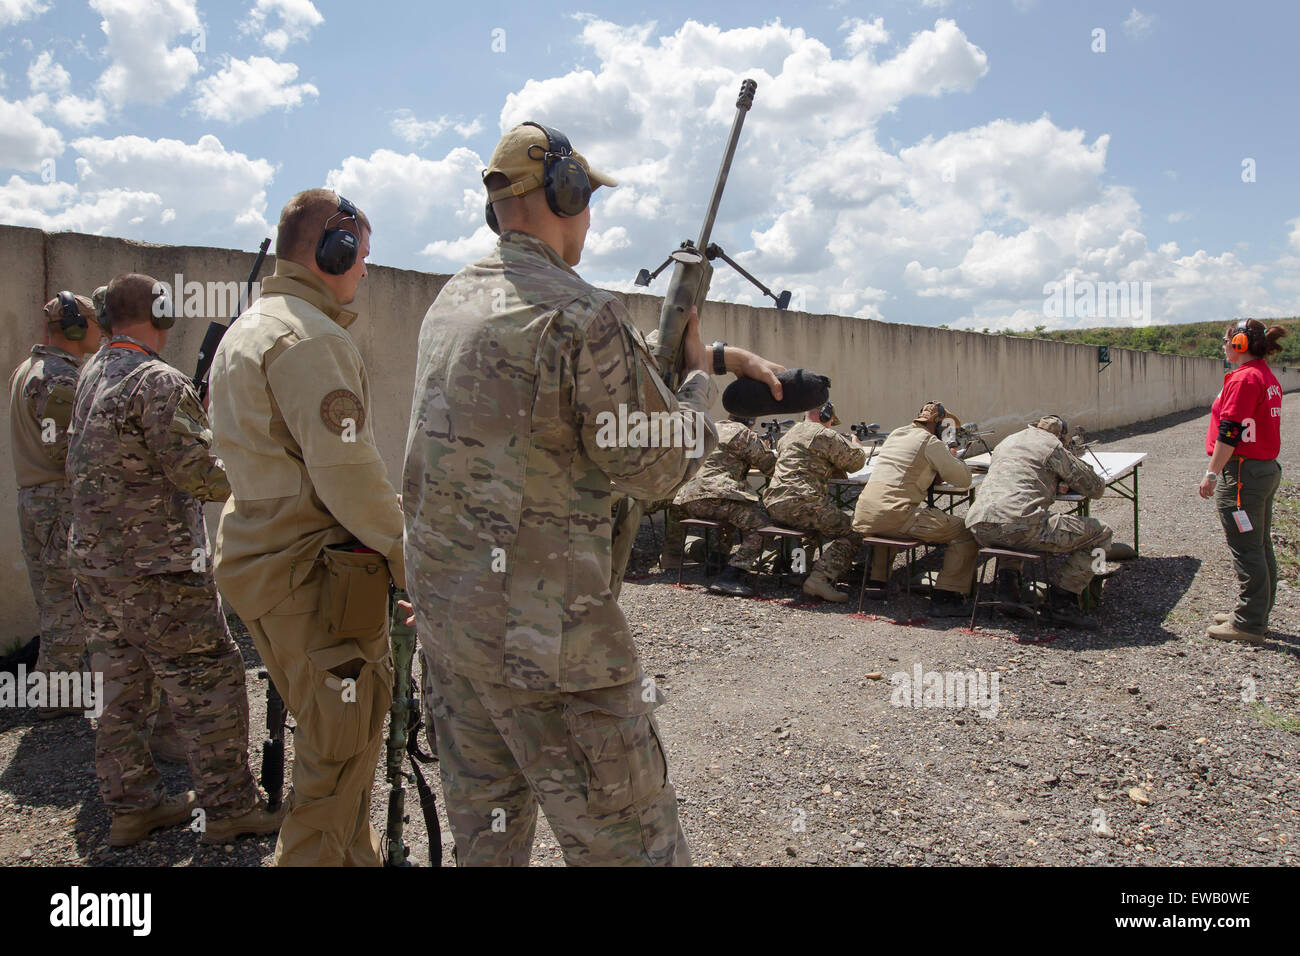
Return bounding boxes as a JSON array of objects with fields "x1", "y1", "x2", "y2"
[
  {"x1": 1000, "y1": 317, "x2": 1300, "y2": 365},
  {"x1": 1249, "y1": 702, "x2": 1300, "y2": 735},
  {"x1": 1274, "y1": 480, "x2": 1300, "y2": 587}
]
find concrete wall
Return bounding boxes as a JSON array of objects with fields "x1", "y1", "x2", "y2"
[{"x1": 4, "y1": 224, "x2": 1299, "y2": 649}]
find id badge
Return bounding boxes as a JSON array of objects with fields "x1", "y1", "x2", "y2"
[{"x1": 1232, "y1": 509, "x2": 1253, "y2": 533}]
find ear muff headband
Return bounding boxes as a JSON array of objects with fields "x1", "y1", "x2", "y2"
[
  {"x1": 483, "y1": 123, "x2": 592, "y2": 234},
  {"x1": 818, "y1": 402, "x2": 835, "y2": 424},
  {"x1": 55, "y1": 290, "x2": 87, "y2": 341},
  {"x1": 316, "y1": 194, "x2": 361, "y2": 275},
  {"x1": 1229, "y1": 319, "x2": 1257, "y2": 354}
]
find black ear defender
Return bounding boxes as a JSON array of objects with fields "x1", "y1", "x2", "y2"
[
  {"x1": 818, "y1": 402, "x2": 835, "y2": 424},
  {"x1": 150, "y1": 283, "x2": 175, "y2": 331},
  {"x1": 316, "y1": 194, "x2": 361, "y2": 275},
  {"x1": 55, "y1": 290, "x2": 87, "y2": 341},
  {"x1": 483, "y1": 122, "x2": 592, "y2": 234}
]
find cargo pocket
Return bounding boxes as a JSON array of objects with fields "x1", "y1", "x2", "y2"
[
  {"x1": 38, "y1": 506, "x2": 71, "y2": 568},
  {"x1": 302, "y1": 630, "x2": 393, "y2": 762},
  {"x1": 565, "y1": 695, "x2": 668, "y2": 817},
  {"x1": 321, "y1": 544, "x2": 391, "y2": 639}
]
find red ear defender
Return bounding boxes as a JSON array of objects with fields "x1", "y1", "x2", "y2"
[{"x1": 1229, "y1": 320, "x2": 1253, "y2": 354}]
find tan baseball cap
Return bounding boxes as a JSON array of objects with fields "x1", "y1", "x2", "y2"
[
  {"x1": 1032, "y1": 415, "x2": 1067, "y2": 438},
  {"x1": 484, "y1": 123, "x2": 618, "y2": 202},
  {"x1": 913, "y1": 401, "x2": 961, "y2": 431}
]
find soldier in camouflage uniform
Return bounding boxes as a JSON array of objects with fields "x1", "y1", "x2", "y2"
[
  {"x1": 403, "y1": 123, "x2": 780, "y2": 866},
  {"x1": 8, "y1": 294, "x2": 100, "y2": 710},
  {"x1": 67, "y1": 274, "x2": 279, "y2": 848},
  {"x1": 763, "y1": 403, "x2": 867, "y2": 602},
  {"x1": 672, "y1": 413, "x2": 775, "y2": 597},
  {"x1": 964, "y1": 415, "x2": 1111, "y2": 626}
]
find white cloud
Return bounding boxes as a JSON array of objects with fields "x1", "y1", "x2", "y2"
[
  {"x1": 53, "y1": 94, "x2": 109, "y2": 128},
  {"x1": 242, "y1": 0, "x2": 323, "y2": 54},
  {"x1": 0, "y1": 95, "x2": 63, "y2": 170},
  {"x1": 390, "y1": 110, "x2": 486, "y2": 147},
  {"x1": 192, "y1": 56, "x2": 318, "y2": 122},
  {"x1": 1167, "y1": 210, "x2": 1189, "y2": 223},
  {"x1": 1123, "y1": 8, "x2": 1155, "y2": 39},
  {"x1": 0, "y1": 174, "x2": 162, "y2": 234},
  {"x1": 0, "y1": 0, "x2": 48, "y2": 27},
  {"x1": 91, "y1": 0, "x2": 202, "y2": 108},
  {"x1": 27, "y1": 51, "x2": 69, "y2": 94}
]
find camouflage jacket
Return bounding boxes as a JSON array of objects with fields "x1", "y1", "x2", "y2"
[
  {"x1": 402, "y1": 230, "x2": 718, "y2": 692},
  {"x1": 673, "y1": 418, "x2": 774, "y2": 506},
  {"x1": 67, "y1": 335, "x2": 230, "y2": 578},
  {"x1": 763, "y1": 420, "x2": 866, "y2": 511},
  {"x1": 9, "y1": 344, "x2": 82, "y2": 489},
  {"x1": 965, "y1": 425, "x2": 1105, "y2": 529}
]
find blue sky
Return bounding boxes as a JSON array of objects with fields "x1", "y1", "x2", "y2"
[{"x1": 2, "y1": 0, "x2": 1298, "y2": 329}]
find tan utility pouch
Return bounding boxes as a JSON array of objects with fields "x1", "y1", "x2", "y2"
[
  {"x1": 321, "y1": 543, "x2": 390, "y2": 639},
  {"x1": 305, "y1": 544, "x2": 394, "y2": 760}
]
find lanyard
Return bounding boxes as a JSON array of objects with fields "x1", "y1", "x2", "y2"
[
  {"x1": 109, "y1": 342, "x2": 149, "y2": 354},
  {"x1": 1237, "y1": 458, "x2": 1243, "y2": 510}
]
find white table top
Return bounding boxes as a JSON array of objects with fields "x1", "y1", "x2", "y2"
[{"x1": 963, "y1": 450, "x2": 1146, "y2": 484}]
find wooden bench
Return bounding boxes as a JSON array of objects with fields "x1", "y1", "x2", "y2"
[
  {"x1": 676, "y1": 518, "x2": 725, "y2": 585},
  {"x1": 970, "y1": 546, "x2": 1049, "y2": 629},
  {"x1": 856, "y1": 535, "x2": 924, "y2": 619},
  {"x1": 751, "y1": 525, "x2": 819, "y2": 596}
]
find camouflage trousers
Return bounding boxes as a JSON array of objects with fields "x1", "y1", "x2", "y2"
[
  {"x1": 681, "y1": 497, "x2": 770, "y2": 571},
  {"x1": 969, "y1": 513, "x2": 1113, "y2": 595},
  {"x1": 246, "y1": 570, "x2": 392, "y2": 867},
  {"x1": 766, "y1": 497, "x2": 862, "y2": 582},
  {"x1": 74, "y1": 571, "x2": 260, "y2": 817},
  {"x1": 858, "y1": 504, "x2": 978, "y2": 595},
  {"x1": 17, "y1": 484, "x2": 84, "y2": 674},
  {"x1": 422, "y1": 653, "x2": 690, "y2": 867}
]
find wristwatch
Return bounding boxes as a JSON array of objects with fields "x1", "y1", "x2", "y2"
[
  {"x1": 1204, "y1": 471, "x2": 1219, "y2": 482},
  {"x1": 711, "y1": 341, "x2": 727, "y2": 376}
]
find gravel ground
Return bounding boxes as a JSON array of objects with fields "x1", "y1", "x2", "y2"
[{"x1": 2, "y1": 396, "x2": 1297, "y2": 868}]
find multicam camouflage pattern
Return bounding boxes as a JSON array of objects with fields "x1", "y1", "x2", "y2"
[
  {"x1": 762, "y1": 419, "x2": 866, "y2": 512},
  {"x1": 9, "y1": 344, "x2": 81, "y2": 488},
  {"x1": 422, "y1": 654, "x2": 689, "y2": 866},
  {"x1": 761, "y1": 420, "x2": 865, "y2": 581},
  {"x1": 964, "y1": 425, "x2": 1105, "y2": 528},
  {"x1": 75, "y1": 571, "x2": 260, "y2": 815},
  {"x1": 18, "y1": 485, "x2": 84, "y2": 672},
  {"x1": 680, "y1": 498, "x2": 769, "y2": 571},
  {"x1": 67, "y1": 335, "x2": 230, "y2": 578},
  {"x1": 673, "y1": 418, "x2": 774, "y2": 506},
  {"x1": 765, "y1": 497, "x2": 861, "y2": 581},
  {"x1": 402, "y1": 230, "x2": 718, "y2": 693},
  {"x1": 966, "y1": 424, "x2": 1112, "y2": 594}
]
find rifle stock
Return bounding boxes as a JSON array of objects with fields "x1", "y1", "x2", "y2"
[
  {"x1": 385, "y1": 587, "x2": 417, "y2": 866},
  {"x1": 193, "y1": 237, "x2": 271, "y2": 402}
]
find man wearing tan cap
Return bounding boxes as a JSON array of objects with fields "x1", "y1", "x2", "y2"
[
  {"x1": 210, "y1": 190, "x2": 404, "y2": 866},
  {"x1": 8, "y1": 293, "x2": 100, "y2": 708},
  {"x1": 965, "y1": 415, "x2": 1111, "y2": 627},
  {"x1": 402, "y1": 122, "x2": 780, "y2": 866},
  {"x1": 852, "y1": 401, "x2": 976, "y2": 616}
]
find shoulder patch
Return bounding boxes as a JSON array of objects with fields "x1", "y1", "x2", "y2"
[{"x1": 320, "y1": 388, "x2": 365, "y2": 435}]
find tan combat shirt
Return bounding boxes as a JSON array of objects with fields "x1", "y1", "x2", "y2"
[
  {"x1": 853, "y1": 423, "x2": 972, "y2": 531},
  {"x1": 209, "y1": 260, "x2": 405, "y2": 622}
]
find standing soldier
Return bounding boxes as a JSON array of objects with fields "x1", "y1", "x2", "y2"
[
  {"x1": 402, "y1": 122, "x2": 780, "y2": 866},
  {"x1": 852, "y1": 401, "x2": 977, "y2": 616},
  {"x1": 8, "y1": 293, "x2": 100, "y2": 715},
  {"x1": 964, "y1": 415, "x2": 1111, "y2": 627},
  {"x1": 672, "y1": 412, "x2": 776, "y2": 597},
  {"x1": 763, "y1": 402, "x2": 867, "y2": 602},
  {"x1": 209, "y1": 190, "x2": 404, "y2": 867},
  {"x1": 67, "y1": 274, "x2": 277, "y2": 848}
]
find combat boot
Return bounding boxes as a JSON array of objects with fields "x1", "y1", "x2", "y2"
[
  {"x1": 1212, "y1": 612, "x2": 1232, "y2": 625},
  {"x1": 929, "y1": 589, "x2": 970, "y2": 618},
  {"x1": 109, "y1": 790, "x2": 196, "y2": 847},
  {"x1": 200, "y1": 796, "x2": 288, "y2": 845},
  {"x1": 803, "y1": 570, "x2": 848, "y2": 603},
  {"x1": 1206, "y1": 621, "x2": 1265, "y2": 645},
  {"x1": 709, "y1": 565, "x2": 756, "y2": 598},
  {"x1": 1044, "y1": 586, "x2": 1093, "y2": 630},
  {"x1": 996, "y1": 569, "x2": 1035, "y2": 619}
]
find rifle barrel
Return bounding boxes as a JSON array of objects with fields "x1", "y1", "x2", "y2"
[{"x1": 696, "y1": 79, "x2": 757, "y2": 251}]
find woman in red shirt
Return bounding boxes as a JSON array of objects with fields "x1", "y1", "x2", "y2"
[{"x1": 1197, "y1": 319, "x2": 1288, "y2": 642}]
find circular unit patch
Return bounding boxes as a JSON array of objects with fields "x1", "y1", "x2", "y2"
[{"x1": 320, "y1": 388, "x2": 365, "y2": 435}]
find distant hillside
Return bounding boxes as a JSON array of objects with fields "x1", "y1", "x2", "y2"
[{"x1": 1002, "y1": 318, "x2": 1300, "y2": 365}]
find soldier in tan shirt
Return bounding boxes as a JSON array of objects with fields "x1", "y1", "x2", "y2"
[
  {"x1": 210, "y1": 190, "x2": 404, "y2": 867},
  {"x1": 852, "y1": 401, "x2": 976, "y2": 616},
  {"x1": 9, "y1": 293, "x2": 100, "y2": 690}
]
